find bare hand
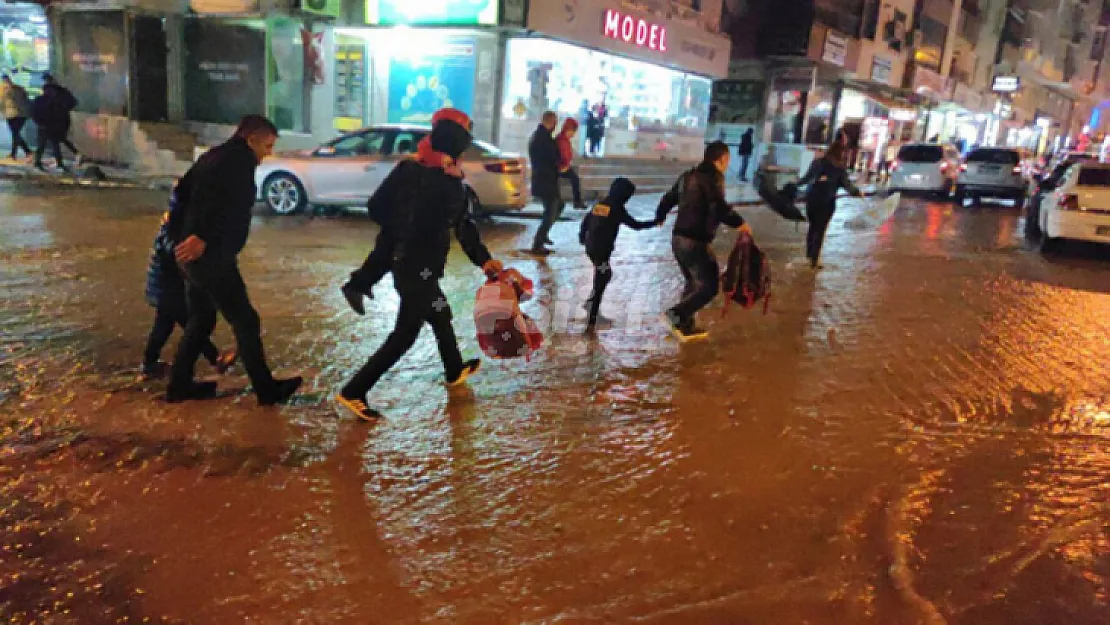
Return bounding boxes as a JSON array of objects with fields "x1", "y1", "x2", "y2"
[
  {"x1": 482, "y1": 259, "x2": 504, "y2": 277},
  {"x1": 175, "y1": 235, "x2": 206, "y2": 264},
  {"x1": 737, "y1": 223, "x2": 753, "y2": 237}
]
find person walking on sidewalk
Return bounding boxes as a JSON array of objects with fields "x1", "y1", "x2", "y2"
[
  {"x1": 556, "y1": 118, "x2": 588, "y2": 209},
  {"x1": 529, "y1": 111, "x2": 563, "y2": 255},
  {"x1": 31, "y1": 74, "x2": 81, "y2": 172},
  {"x1": 578, "y1": 176, "x2": 659, "y2": 330},
  {"x1": 168, "y1": 115, "x2": 301, "y2": 405},
  {"x1": 337, "y1": 108, "x2": 504, "y2": 421},
  {"x1": 655, "y1": 141, "x2": 750, "y2": 341},
  {"x1": 737, "y1": 128, "x2": 754, "y2": 182},
  {"x1": 1, "y1": 75, "x2": 31, "y2": 160},
  {"x1": 797, "y1": 141, "x2": 864, "y2": 269}
]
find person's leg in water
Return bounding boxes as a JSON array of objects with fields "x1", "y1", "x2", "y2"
[
  {"x1": 532, "y1": 194, "x2": 563, "y2": 253},
  {"x1": 666, "y1": 236, "x2": 717, "y2": 339},
  {"x1": 585, "y1": 252, "x2": 613, "y2": 329},
  {"x1": 806, "y1": 201, "x2": 835, "y2": 268},
  {"x1": 141, "y1": 304, "x2": 178, "y2": 379},
  {"x1": 342, "y1": 228, "x2": 393, "y2": 315}
]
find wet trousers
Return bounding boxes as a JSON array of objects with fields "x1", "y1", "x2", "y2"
[
  {"x1": 35, "y1": 125, "x2": 78, "y2": 168},
  {"x1": 738, "y1": 154, "x2": 752, "y2": 180},
  {"x1": 348, "y1": 228, "x2": 392, "y2": 293},
  {"x1": 143, "y1": 291, "x2": 218, "y2": 367},
  {"x1": 170, "y1": 259, "x2": 278, "y2": 398},
  {"x1": 559, "y1": 167, "x2": 584, "y2": 205},
  {"x1": 585, "y1": 251, "x2": 612, "y2": 324},
  {"x1": 532, "y1": 193, "x2": 564, "y2": 249},
  {"x1": 805, "y1": 200, "x2": 835, "y2": 264},
  {"x1": 6, "y1": 117, "x2": 30, "y2": 158},
  {"x1": 341, "y1": 275, "x2": 464, "y2": 400},
  {"x1": 669, "y1": 235, "x2": 719, "y2": 323}
]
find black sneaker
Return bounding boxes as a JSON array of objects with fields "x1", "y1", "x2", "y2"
[
  {"x1": 336, "y1": 394, "x2": 382, "y2": 422},
  {"x1": 341, "y1": 282, "x2": 368, "y2": 315},
  {"x1": 165, "y1": 381, "x2": 219, "y2": 403},
  {"x1": 258, "y1": 376, "x2": 303, "y2": 406},
  {"x1": 446, "y1": 359, "x2": 481, "y2": 387},
  {"x1": 544, "y1": 237, "x2": 555, "y2": 245},
  {"x1": 663, "y1": 311, "x2": 708, "y2": 343},
  {"x1": 140, "y1": 361, "x2": 169, "y2": 380}
]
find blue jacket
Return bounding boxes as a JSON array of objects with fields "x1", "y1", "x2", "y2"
[{"x1": 144, "y1": 186, "x2": 188, "y2": 307}]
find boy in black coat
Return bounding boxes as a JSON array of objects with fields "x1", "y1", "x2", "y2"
[{"x1": 578, "y1": 177, "x2": 658, "y2": 329}]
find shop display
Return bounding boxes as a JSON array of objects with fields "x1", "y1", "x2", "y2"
[{"x1": 334, "y1": 41, "x2": 367, "y2": 131}]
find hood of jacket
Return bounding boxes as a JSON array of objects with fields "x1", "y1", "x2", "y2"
[{"x1": 604, "y1": 177, "x2": 636, "y2": 205}]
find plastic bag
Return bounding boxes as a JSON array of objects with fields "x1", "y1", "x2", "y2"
[{"x1": 474, "y1": 269, "x2": 543, "y2": 360}]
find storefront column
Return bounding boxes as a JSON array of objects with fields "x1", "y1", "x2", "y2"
[
  {"x1": 825, "y1": 81, "x2": 844, "y2": 145},
  {"x1": 166, "y1": 14, "x2": 185, "y2": 123}
]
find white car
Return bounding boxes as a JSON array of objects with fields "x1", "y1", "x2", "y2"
[
  {"x1": 1038, "y1": 162, "x2": 1110, "y2": 252},
  {"x1": 255, "y1": 125, "x2": 529, "y2": 216},
  {"x1": 956, "y1": 147, "x2": 1028, "y2": 204},
  {"x1": 887, "y1": 143, "x2": 960, "y2": 196}
]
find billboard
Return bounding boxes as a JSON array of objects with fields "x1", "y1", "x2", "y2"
[
  {"x1": 387, "y1": 39, "x2": 476, "y2": 123},
  {"x1": 367, "y1": 0, "x2": 498, "y2": 25}
]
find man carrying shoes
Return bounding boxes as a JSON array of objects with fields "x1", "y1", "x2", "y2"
[{"x1": 168, "y1": 114, "x2": 302, "y2": 405}]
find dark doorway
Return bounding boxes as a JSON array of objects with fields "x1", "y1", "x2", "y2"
[{"x1": 130, "y1": 15, "x2": 168, "y2": 122}]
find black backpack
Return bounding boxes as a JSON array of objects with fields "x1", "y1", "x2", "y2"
[{"x1": 720, "y1": 232, "x2": 771, "y2": 314}]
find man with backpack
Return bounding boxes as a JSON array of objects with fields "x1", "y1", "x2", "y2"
[
  {"x1": 655, "y1": 141, "x2": 751, "y2": 342},
  {"x1": 31, "y1": 74, "x2": 81, "y2": 172},
  {"x1": 336, "y1": 108, "x2": 504, "y2": 421}
]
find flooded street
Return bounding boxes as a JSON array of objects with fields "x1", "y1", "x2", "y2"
[{"x1": 2, "y1": 182, "x2": 1110, "y2": 624}]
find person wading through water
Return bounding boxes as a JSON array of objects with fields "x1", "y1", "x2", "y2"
[{"x1": 796, "y1": 140, "x2": 864, "y2": 269}]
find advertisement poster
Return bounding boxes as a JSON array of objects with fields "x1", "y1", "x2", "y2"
[
  {"x1": 267, "y1": 15, "x2": 306, "y2": 132},
  {"x1": 334, "y1": 42, "x2": 367, "y2": 131},
  {"x1": 387, "y1": 39, "x2": 476, "y2": 124},
  {"x1": 368, "y1": 0, "x2": 498, "y2": 25},
  {"x1": 184, "y1": 19, "x2": 265, "y2": 125},
  {"x1": 708, "y1": 79, "x2": 764, "y2": 125},
  {"x1": 59, "y1": 11, "x2": 127, "y2": 116}
]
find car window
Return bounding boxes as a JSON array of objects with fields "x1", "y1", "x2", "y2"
[
  {"x1": 967, "y1": 149, "x2": 1020, "y2": 164},
  {"x1": 897, "y1": 145, "x2": 943, "y2": 162},
  {"x1": 1077, "y1": 167, "x2": 1110, "y2": 186},
  {"x1": 327, "y1": 130, "x2": 387, "y2": 156},
  {"x1": 388, "y1": 131, "x2": 425, "y2": 156}
]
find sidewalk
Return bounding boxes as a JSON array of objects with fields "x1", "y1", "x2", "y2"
[{"x1": 0, "y1": 157, "x2": 177, "y2": 191}]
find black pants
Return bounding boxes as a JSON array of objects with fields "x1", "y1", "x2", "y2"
[
  {"x1": 533, "y1": 193, "x2": 564, "y2": 249},
  {"x1": 341, "y1": 275, "x2": 464, "y2": 400},
  {"x1": 738, "y1": 154, "x2": 752, "y2": 180},
  {"x1": 143, "y1": 294, "x2": 219, "y2": 367},
  {"x1": 348, "y1": 228, "x2": 392, "y2": 293},
  {"x1": 586, "y1": 252, "x2": 612, "y2": 323},
  {"x1": 588, "y1": 134, "x2": 603, "y2": 155},
  {"x1": 806, "y1": 201, "x2": 835, "y2": 263},
  {"x1": 34, "y1": 126, "x2": 63, "y2": 168},
  {"x1": 7, "y1": 117, "x2": 30, "y2": 158},
  {"x1": 560, "y1": 167, "x2": 583, "y2": 205},
  {"x1": 669, "y1": 235, "x2": 719, "y2": 322},
  {"x1": 170, "y1": 260, "x2": 277, "y2": 398}
]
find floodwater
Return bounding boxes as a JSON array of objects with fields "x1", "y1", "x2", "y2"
[{"x1": 1, "y1": 183, "x2": 1109, "y2": 624}]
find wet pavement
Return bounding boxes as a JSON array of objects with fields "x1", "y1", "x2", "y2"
[{"x1": 2, "y1": 182, "x2": 1110, "y2": 624}]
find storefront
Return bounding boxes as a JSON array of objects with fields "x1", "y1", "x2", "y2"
[{"x1": 0, "y1": 3, "x2": 49, "y2": 94}]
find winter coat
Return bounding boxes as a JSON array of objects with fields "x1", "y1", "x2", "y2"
[
  {"x1": 739, "y1": 132, "x2": 755, "y2": 156},
  {"x1": 797, "y1": 156, "x2": 860, "y2": 209},
  {"x1": 528, "y1": 124, "x2": 561, "y2": 198},
  {"x1": 1, "y1": 82, "x2": 30, "y2": 119},
  {"x1": 178, "y1": 136, "x2": 259, "y2": 262},
  {"x1": 655, "y1": 161, "x2": 745, "y2": 243},
  {"x1": 145, "y1": 187, "x2": 189, "y2": 307},
  {"x1": 556, "y1": 119, "x2": 578, "y2": 171},
  {"x1": 31, "y1": 83, "x2": 76, "y2": 131},
  {"x1": 579, "y1": 177, "x2": 655, "y2": 262},
  {"x1": 366, "y1": 158, "x2": 492, "y2": 281}
]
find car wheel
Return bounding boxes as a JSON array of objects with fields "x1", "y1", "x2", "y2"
[
  {"x1": 263, "y1": 173, "x2": 307, "y2": 216},
  {"x1": 1040, "y1": 231, "x2": 1061, "y2": 254}
]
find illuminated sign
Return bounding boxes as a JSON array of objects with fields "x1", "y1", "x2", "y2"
[
  {"x1": 602, "y1": 9, "x2": 667, "y2": 52},
  {"x1": 890, "y1": 108, "x2": 917, "y2": 122},
  {"x1": 992, "y1": 75, "x2": 1020, "y2": 93},
  {"x1": 366, "y1": 0, "x2": 498, "y2": 26}
]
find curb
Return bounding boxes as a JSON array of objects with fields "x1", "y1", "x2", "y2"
[{"x1": 0, "y1": 169, "x2": 177, "y2": 191}]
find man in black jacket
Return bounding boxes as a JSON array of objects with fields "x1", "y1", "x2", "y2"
[
  {"x1": 656, "y1": 141, "x2": 751, "y2": 341},
  {"x1": 168, "y1": 115, "x2": 302, "y2": 405},
  {"x1": 336, "y1": 108, "x2": 503, "y2": 421},
  {"x1": 528, "y1": 111, "x2": 563, "y2": 255}
]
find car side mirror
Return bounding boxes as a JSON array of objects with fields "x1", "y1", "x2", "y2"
[{"x1": 315, "y1": 146, "x2": 336, "y2": 157}]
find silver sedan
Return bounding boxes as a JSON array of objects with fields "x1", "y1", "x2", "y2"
[{"x1": 255, "y1": 124, "x2": 529, "y2": 216}]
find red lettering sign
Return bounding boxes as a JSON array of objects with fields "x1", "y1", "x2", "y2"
[{"x1": 601, "y1": 9, "x2": 667, "y2": 52}]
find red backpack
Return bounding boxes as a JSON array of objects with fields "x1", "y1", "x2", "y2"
[
  {"x1": 720, "y1": 232, "x2": 771, "y2": 315},
  {"x1": 474, "y1": 269, "x2": 543, "y2": 360}
]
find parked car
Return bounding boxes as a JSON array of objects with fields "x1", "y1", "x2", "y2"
[
  {"x1": 956, "y1": 147, "x2": 1028, "y2": 204},
  {"x1": 1024, "y1": 152, "x2": 1099, "y2": 237},
  {"x1": 255, "y1": 125, "x2": 529, "y2": 216},
  {"x1": 1037, "y1": 162, "x2": 1110, "y2": 252},
  {"x1": 887, "y1": 143, "x2": 961, "y2": 196}
]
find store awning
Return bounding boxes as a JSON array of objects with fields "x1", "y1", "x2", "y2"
[{"x1": 841, "y1": 78, "x2": 915, "y2": 109}]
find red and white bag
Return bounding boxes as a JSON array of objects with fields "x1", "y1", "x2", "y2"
[{"x1": 474, "y1": 269, "x2": 543, "y2": 360}]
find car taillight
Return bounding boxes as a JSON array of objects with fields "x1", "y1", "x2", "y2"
[
  {"x1": 484, "y1": 160, "x2": 524, "y2": 174},
  {"x1": 939, "y1": 161, "x2": 948, "y2": 171},
  {"x1": 1012, "y1": 165, "x2": 1023, "y2": 175},
  {"x1": 890, "y1": 160, "x2": 899, "y2": 171},
  {"x1": 959, "y1": 164, "x2": 968, "y2": 172},
  {"x1": 1058, "y1": 194, "x2": 1080, "y2": 211}
]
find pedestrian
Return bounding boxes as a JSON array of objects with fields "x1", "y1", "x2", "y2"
[
  {"x1": 796, "y1": 141, "x2": 864, "y2": 269},
  {"x1": 578, "y1": 176, "x2": 658, "y2": 330},
  {"x1": 168, "y1": 114, "x2": 302, "y2": 405},
  {"x1": 556, "y1": 118, "x2": 588, "y2": 209},
  {"x1": 336, "y1": 107, "x2": 504, "y2": 421},
  {"x1": 1, "y1": 75, "x2": 32, "y2": 160},
  {"x1": 141, "y1": 180, "x2": 236, "y2": 379},
  {"x1": 31, "y1": 74, "x2": 81, "y2": 172},
  {"x1": 655, "y1": 141, "x2": 751, "y2": 341},
  {"x1": 737, "y1": 128, "x2": 755, "y2": 181},
  {"x1": 528, "y1": 110, "x2": 563, "y2": 255},
  {"x1": 594, "y1": 101, "x2": 609, "y2": 154}
]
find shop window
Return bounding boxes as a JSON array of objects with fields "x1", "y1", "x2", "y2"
[
  {"x1": 389, "y1": 131, "x2": 425, "y2": 156},
  {"x1": 267, "y1": 16, "x2": 307, "y2": 133},
  {"x1": 185, "y1": 19, "x2": 266, "y2": 125},
  {"x1": 0, "y1": 4, "x2": 50, "y2": 96}
]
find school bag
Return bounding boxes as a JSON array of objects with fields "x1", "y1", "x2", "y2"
[
  {"x1": 720, "y1": 231, "x2": 771, "y2": 315},
  {"x1": 474, "y1": 268, "x2": 543, "y2": 360}
]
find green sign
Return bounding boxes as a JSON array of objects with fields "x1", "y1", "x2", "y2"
[
  {"x1": 302, "y1": 0, "x2": 341, "y2": 18},
  {"x1": 366, "y1": 0, "x2": 498, "y2": 25}
]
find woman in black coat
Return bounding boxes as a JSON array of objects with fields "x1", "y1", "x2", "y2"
[{"x1": 797, "y1": 142, "x2": 864, "y2": 268}]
